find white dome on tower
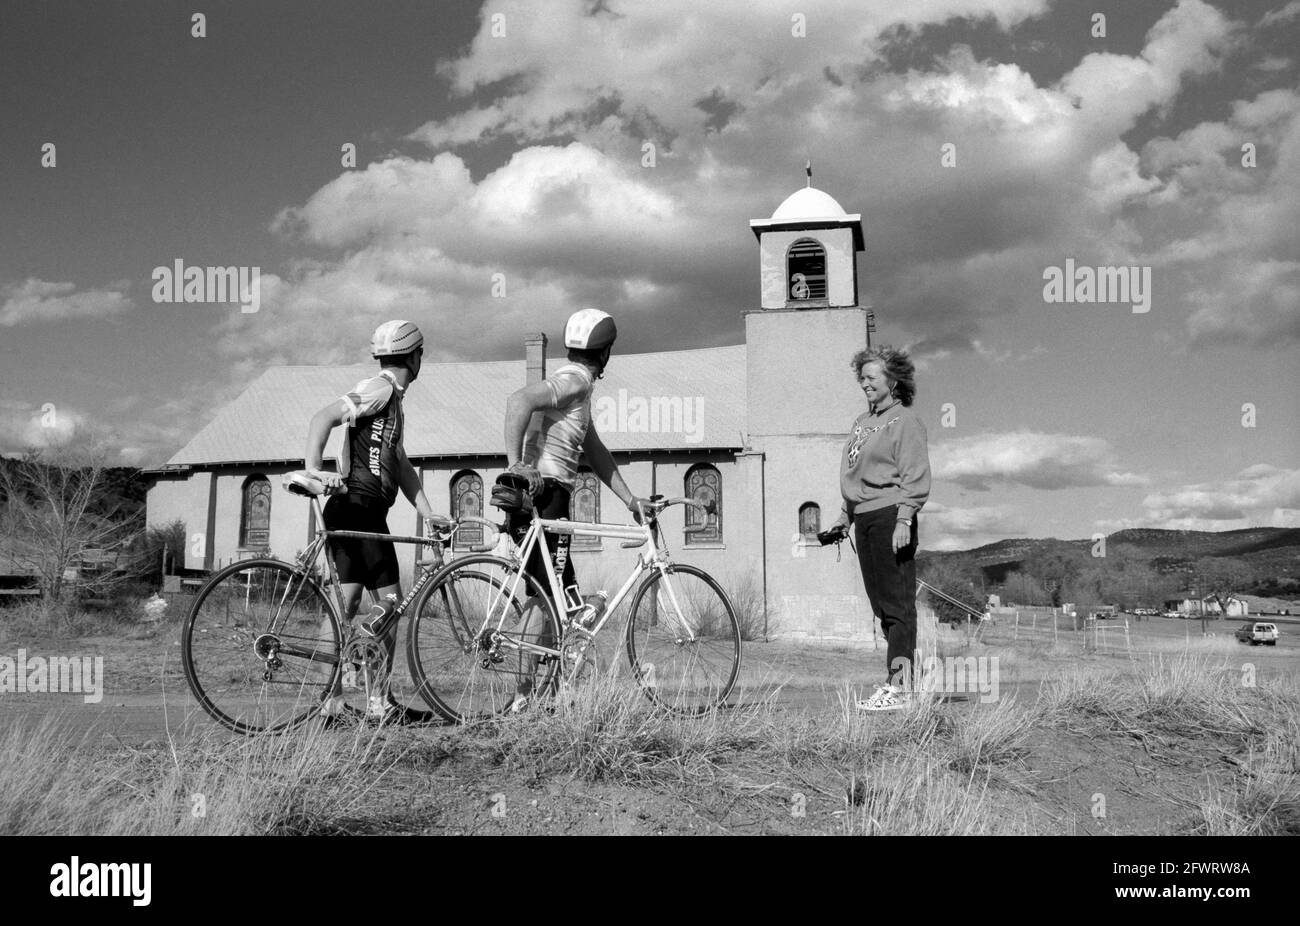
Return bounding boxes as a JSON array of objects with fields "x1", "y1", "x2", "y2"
[{"x1": 770, "y1": 187, "x2": 848, "y2": 221}]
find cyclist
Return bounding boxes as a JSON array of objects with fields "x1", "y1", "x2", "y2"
[
  {"x1": 499, "y1": 308, "x2": 648, "y2": 711},
  {"x1": 304, "y1": 319, "x2": 438, "y2": 725}
]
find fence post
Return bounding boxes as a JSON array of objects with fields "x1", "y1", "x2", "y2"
[
  {"x1": 1053, "y1": 609, "x2": 1058, "y2": 645},
  {"x1": 1014, "y1": 610, "x2": 1019, "y2": 641},
  {"x1": 1032, "y1": 610, "x2": 1038, "y2": 633}
]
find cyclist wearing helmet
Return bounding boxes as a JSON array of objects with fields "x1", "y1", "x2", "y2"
[
  {"x1": 500, "y1": 308, "x2": 648, "y2": 710},
  {"x1": 304, "y1": 319, "x2": 437, "y2": 725}
]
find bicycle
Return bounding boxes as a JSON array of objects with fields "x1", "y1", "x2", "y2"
[
  {"x1": 405, "y1": 494, "x2": 742, "y2": 723},
  {"x1": 180, "y1": 472, "x2": 499, "y2": 735}
]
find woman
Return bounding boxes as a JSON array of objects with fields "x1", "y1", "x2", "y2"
[{"x1": 827, "y1": 345, "x2": 931, "y2": 711}]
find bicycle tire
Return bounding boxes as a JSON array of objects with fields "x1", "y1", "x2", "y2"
[
  {"x1": 405, "y1": 555, "x2": 561, "y2": 724},
  {"x1": 625, "y1": 563, "x2": 741, "y2": 715},
  {"x1": 182, "y1": 558, "x2": 342, "y2": 735}
]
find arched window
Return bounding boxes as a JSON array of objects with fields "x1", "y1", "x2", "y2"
[
  {"x1": 240, "y1": 475, "x2": 271, "y2": 548},
  {"x1": 786, "y1": 238, "x2": 827, "y2": 302},
  {"x1": 569, "y1": 468, "x2": 601, "y2": 550},
  {"x1": 684, "y1": 463, "x2": 722, "y2": 545},
  {"x1": 451, "y1": 470, "x2": 484, "y2": 549},
  {"x1": 799, "y1": 502, "x2": 821, "y2": 539}
]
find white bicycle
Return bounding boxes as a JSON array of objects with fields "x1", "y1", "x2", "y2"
[{"x1": 405, "y1": 495, "x2": 742, "y2": 722}]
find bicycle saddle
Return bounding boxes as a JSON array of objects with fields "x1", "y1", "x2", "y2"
[{"x1": 283, "y1": 471, "x2": 347, "y2": 497}]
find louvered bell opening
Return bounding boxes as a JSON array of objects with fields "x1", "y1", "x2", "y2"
[{"x1": 787, "y1": 239, "x2": 827, "y2": 301}]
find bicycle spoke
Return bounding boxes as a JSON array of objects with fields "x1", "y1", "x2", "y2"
[
  {"x1": 627, "y1": 566, "x2": 741, "y2": 714},
  {"x1": 183, "y1": 560, "x2": 340, "y2": 734},
  {"x1": 407, "y1": 557, "x2": 559, "y2": 723}
]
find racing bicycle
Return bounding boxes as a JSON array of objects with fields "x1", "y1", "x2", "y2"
[
  {"x1": 405, "y1": 494, "x2": 742, "y2": 723},
  {"x1": 180, "y1": 472, "x2": 498, "y2": 734}
]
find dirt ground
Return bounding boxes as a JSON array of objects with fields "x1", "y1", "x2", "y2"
[{"x1": 2, "y1": 614, "x2": 1296, "y2": 835}]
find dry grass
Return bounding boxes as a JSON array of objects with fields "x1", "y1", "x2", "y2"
[
  {"x1": 1182, "y1": 681, "x2": 1300, "y2": 835},
  {"x1": 3, "y1": 647, "x2": 1296, "y2": 835},
  {"x1": 0, "y1": 715, "x2": 413, "y2": 835}
]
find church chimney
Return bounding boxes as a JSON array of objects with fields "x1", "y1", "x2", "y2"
[{"x1": 525, "y1": 332, "x2": 547, "y2": 384}]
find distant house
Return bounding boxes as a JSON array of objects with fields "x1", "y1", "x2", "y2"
[
  {"x1": 1163, "y1": 594, "x2": 1248, "y2": 617},
  {"x1": 1235, "y1": 594, "x2": 1297, "y2": 617}
]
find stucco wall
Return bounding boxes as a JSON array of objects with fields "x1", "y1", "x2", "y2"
[{"x1": 759, "y1": 226, "x2": 857, "y2": 308}]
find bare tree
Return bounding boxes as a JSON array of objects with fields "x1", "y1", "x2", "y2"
[
  {"x1": 0, "y1": 440, "x2": 143, "y2": 610},
  {"x1": 1194, "y1": 556, "x2": 1249, "y2": 623}
]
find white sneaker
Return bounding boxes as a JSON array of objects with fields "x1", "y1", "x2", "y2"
[
  {"x1": 507, "y1": 693, "x2": 530, "y2": 713},
  {"x1": 858, "y1": 685, "x2": 910, "y2": 711}
]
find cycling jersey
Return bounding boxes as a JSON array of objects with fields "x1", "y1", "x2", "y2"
[
  {"x1": 521, "y1": 363, "x2": 593, "y2": 489},
  {"x1": 338, "y1": 369, "x2": 405, "y2": 507}
]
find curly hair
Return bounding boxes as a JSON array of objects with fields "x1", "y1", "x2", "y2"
[{"x1": 850, "y1": 345, "x2": 917, "y2": 407}]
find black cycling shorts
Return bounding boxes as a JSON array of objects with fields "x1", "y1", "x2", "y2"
[
  {"x1": 506, "y1": 478, "x2": 576, "y2": 594},
  {"x1": 322, "y1": 495, "x2": 400, "y2": 590}
]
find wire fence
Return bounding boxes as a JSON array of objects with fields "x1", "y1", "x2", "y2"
[{"x1": 938, "y1": 605, "x2": 1258, "y2": 655}]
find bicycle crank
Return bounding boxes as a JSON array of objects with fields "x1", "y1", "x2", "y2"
[{"x1": 341, "y1": 637, "x2": 386, "y2": 688}]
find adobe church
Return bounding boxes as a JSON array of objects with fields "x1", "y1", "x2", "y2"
[{"x1": 145, "y1": 184, "x2": 881, "y2": 638}]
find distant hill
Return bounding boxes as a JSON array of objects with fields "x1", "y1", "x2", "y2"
[{"x1": 921, "y1": 527, "x2": 1300, "y2": 603}]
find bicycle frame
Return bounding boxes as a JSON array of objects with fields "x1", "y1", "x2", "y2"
[
  {"x1": 260, "y1": 493, "x2": 452, "y2": 665},
  {"x1": 475, "y1": 506, "x2": 698, "y2": 660}
]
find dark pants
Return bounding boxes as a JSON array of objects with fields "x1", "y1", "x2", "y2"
[
  {"x1": 853, "y1": 504, "x2": 918, "y2": 688},
  {"x1": 505, "y1": 479, "x2": 576, "y2": 595},
  {"x1": 322, "y1": 495, "x2": 399, "y2": 590}
]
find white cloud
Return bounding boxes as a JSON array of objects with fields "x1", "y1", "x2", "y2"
[
  {"x1": 1060, "y1": 0, "x2": 1235, "y2": 132},
  {"x1": 1140, "y1": 464, "x2": 1300, "y2": 523},
  {"x1": 0, "y1": 401, "x2": 87, "y2": 454},
  {"x1": 931, "y1": 431, "x2": 1148, "y2": 491},
  {"x1": 0, "y1": 279, "x2": 133, "y2": 327},
  {"x1": 1260, "y1": 1, "x2": 1300, "y2": 27},
  {"x1": 922, "y1": 500, "x2": 1027, "y2": 550},
  {"x1": 216, "y1": 0, "x2": 1279, "y2": 375}
]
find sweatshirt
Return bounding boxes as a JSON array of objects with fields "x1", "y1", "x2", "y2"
[{"x1": 838, "y1": 397, "x2": 931, "y2": 522}]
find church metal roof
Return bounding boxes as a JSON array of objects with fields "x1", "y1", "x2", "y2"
[{"x1": 162, "y1": 346, "x2": 748, "y2": 468}]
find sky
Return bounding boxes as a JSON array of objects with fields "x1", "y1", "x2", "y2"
[{"x1": 0, "y1": 0, "x2": 1297, "y2": 550}]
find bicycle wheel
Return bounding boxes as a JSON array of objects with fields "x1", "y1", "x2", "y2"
[
  {"x1": 182, "y1": 559, "x2": 341, "y2": 735},
  {"x1": 406, "y1": 555, "x2": 560, "y2": 724},
  {"x1": 625, "y1": 563, "x2": 741, "y2": 715}
]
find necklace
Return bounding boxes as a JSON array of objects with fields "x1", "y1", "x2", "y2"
[{"x1": 846, "y1": 415, "x2": 899, "y2": 466}]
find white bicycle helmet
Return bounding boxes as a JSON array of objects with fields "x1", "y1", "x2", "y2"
[
  {"x1": 370, "y1": 320, "x2": 424, "y2": 357},
  {"x1": 564, "y1": 309, "x2": 617, "y2": 350}
]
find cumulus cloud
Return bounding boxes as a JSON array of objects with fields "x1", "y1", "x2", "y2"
[
  {"x1": 1139, "y1": 464, "x2": 1300, "y2": 524},
  {"x1": 1134, "y1": 82, "x2": 1300, "y2": 346},
  {"x1": 931, "y1": 431, "x2": 1149, "y2": 491},
  {"x1": 1260, "y1": 1, "x2": 1300, "y2": 27},
  {"x1": 922, "y1": 500, "x2": 1028, "y2": 550},
  {"x1": 0, "y1": 279, "x2": 133, "y2": 327},
  {"x1": 211, "y1": 0, "x2": 1276, "y2": 374},
  {"x1": 0, "y1": 400, "x2": 88, "y2": 454}
]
